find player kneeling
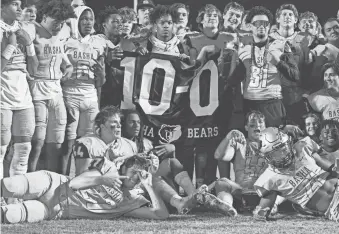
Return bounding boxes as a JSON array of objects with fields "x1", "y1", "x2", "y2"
[
  {"x1": 1, "y1": 155, "x2": 173, "y2": 223},
  {"x1": 253, "y1": 127, "x2": 339, "y2": 221}
]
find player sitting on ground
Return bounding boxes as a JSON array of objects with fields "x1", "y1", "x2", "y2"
[
  {"x1": 72, "y1": 106, "x2": 138, "y2": 176},
  {"x1": 213, "y1": 111, "x2": 267, "y2": 215},
  {"x1": 0, "y1": 154, "x2": 172, "y2": 223},
  {"x1": 253, "y1": 127, "x2": 339, "y2": 222},
  {"x1": 61, "y1": 5, "x2": 106, "y2": 175}
]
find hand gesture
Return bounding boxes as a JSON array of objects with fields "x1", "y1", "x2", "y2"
[
  {"x1": 107, "y1": 47, "x2": 123, "y2": 62},
  {"x1": 282, "y1": 125, "x2": 304, "y2": 140},
  {"x1": 137, "y1": 170, "x2": 152, "y2": 187},
  {"x1": 135, "y1": 46, "x2": 149, "y2": 56},
  {"x1": 178, "y1": 53, "x2": 190, "y2": 62},
  {"x1": 311, "y1": 45, "x2": 327, "y2": 57},
  {"x1": 100, "y1": 170, "x2": 129, "y2": 188},
  {"x1": 15, "y1": 29, "x2": 32, "y2": 46},
  {"x1": 229, "y1": 130, "x2": 246, "y2": 147}
]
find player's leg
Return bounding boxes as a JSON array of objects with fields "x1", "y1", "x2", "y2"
[
  {"x1": 0, "y1": 109, "x2": 13, "y2": 179},
  {"x1": 61, "y1": 97, "x2": 80, "y2": 175},
  {"x1": 155, "y1": 158, "x2": 196, "y2": 196},
  {"x1": 152, "y1": 175, "x2": 198, "y2": 214},
  {"x1": 9, "y1": 108, "x2": 35, "y2": 176},
  {"x1": 259, "y1": 99, "x2": 286, "y2": 128},
  {"x1": 1, "y1": 170, "x2": 68, "y2": 223},
  {"x1": 174, "y1": 145, "x2": 195, "y2": 179},
  {"x1": 45, "y1": 96, "x2": 67, "y2": 173},
  {"x1": 28, "y1": 100, "x2": 48, "y2": 172}
]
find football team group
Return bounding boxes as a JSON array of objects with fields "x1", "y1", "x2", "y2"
[{"x1": 1, "y1": 0, "x2": 339, "y2": 224}]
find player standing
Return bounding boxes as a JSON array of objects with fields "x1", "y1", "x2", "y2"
[
  {"x1": 27, "y1": 0, "x2": 76, "y2": 173},
  {"x1": 61, "y1": 6, "x2": 106, "y2": 175},
  {"x1": 1, "y1": 0, "x2": 38, "y2": 179}
]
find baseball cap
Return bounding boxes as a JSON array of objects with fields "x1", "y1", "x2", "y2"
[{"x1": 137, "y1": 0, "x2": 155, "y2": 11}]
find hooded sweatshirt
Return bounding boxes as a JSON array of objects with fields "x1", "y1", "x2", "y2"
[{"x1": 63, "y1": 6, "x2": 106, "y2": 100}]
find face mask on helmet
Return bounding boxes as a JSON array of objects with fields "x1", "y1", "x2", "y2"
[{"x1": 259, "y1": 127, "x2": 295, "y2": 169}]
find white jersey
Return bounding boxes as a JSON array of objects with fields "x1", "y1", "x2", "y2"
[
  {"x1": 148, "y1": 35, "x2": 182, "y2": 56},
  {"x1": 1, "y1": 21, "x2": 34, "y2": 110},
  {"x1": 307, "y1": 88, "x2": 339, "y2": 121},
  {"x1": 254, "y1": 137, "x2": 329, "y2": 208},
  {"x1": 319, "y1": 148, "x2": 339, "y2": 166},
  {"x1": 29, "y1": 23, "x2": 71, "y2": 100},
  {"x1": 66, "y1": 157, "x2": 149, "y2": 219},
  {"x1": 239, "y1": 40, "x2": 285, "y2": 100},
  {"x1": 63, "y1": 6, "x2": 106, "y2": 100}
]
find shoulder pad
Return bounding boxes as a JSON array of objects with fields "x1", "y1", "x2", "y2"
[{"x1": 76, "y1": 134, "x2": 108, "y2": 158}]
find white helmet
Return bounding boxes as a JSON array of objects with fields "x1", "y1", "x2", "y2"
[{"x1": 259, "y1": 127, "x2": 294, "y2": 169}]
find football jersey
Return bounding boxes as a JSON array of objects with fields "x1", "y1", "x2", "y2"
[
  {"x1": 1, "y1": 21, "x2": 34, "y2": 110},
  {"x1": 254, "y1": 137, "x2": 329, "y2": 208},
  {"x1": 319, "y1": 148, "x2": 339, "y2": 166},
  {"x1": 29, "y1": 23, "x2": 71, "y2": 100},
  {"x1": 63, "y1": 6, "x2": 106, "y2": 100},
  {"x1": 307, "y1": 88, "x2": 339, "y2": 121},
  {"x1": 239, "y1": 40, "x2": 285, "y2": 100},
  {"x1": 66, "y1": 156, "x2": 149, "y2": 219},
  {"x1": 215, "y1": 130, "x2": 267, "y2": 192}
]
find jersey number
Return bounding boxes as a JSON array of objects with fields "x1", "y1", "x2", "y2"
[
  {"x1": 76, "y1": 60, "x2": 90, "y2": 80},
  {"x1": 249, "y1": 66, "x2": 268, "y2": 88},
  {"x1": 120, "y1": 58, "x2": 219, "y2": 117}
]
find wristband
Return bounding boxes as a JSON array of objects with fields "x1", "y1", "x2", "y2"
[
  {"x1": 26, "y1": 43, "x2": 35, "y2": 57},
  {"x1": 1, "y1": 44, "x2": 16, "y2": 60}
]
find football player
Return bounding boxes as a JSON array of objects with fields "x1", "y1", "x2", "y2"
[
  {"x1": 118, "y1": 7, "x2": 138, "y2": 36},
  {"x1": 318, "y1": 120, "x2": 339, "y2": 165},
  {"x1": 1, "y1": 0, "x2": 38, "y2": 179},
  {"x1": 1, "y1": 154, "x2": 172, "y2": 223},
  {"x1": 307, "y1": 62, "x2": 339, "y2": 121},
  {"x1": 214, "y1": 111, "x2": 267, "y2": 215},
  {"x1": 227, "y1": 6, "x2": 299, "y2": 127},
  {"x1": 72, "y1": 106, "x2": 138, "y2": 176},
  {"x1": 303, "y1": 113, "x2": 321, "y2": 144},
  {"x1": 185, "y1": 4, "x2": 237, "y2": 186},
  {"x1": 298, "y1": 12, "x2": 325, "y2": 49},
  {"x1": 21, "y1": 4, "x2": 37, "y2": 23},
  {"x1": 253, "y1": 127, "x2": 339, "y2": 222},
  {"x1": 270, "y1": 4, "x2": 311, "y2": 115},
  {"x1": 61, "y1": 6, "x2": 106, "y2": 175},
  {"x1": 222, "y1": 2, "x2": 244, "y2": 33},
  {"x1": 170, "y1": 3, "x2": 191, "y2": 42},
  {"x1": 27, "y1": 0, "x2": 76, "y2": 173}
]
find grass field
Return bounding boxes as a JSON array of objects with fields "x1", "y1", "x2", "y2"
[{"x1": 2, "y1": 211, "x2": 338, "y2": 234}]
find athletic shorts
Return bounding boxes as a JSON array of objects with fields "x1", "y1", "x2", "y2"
[
  {"x1": 1, "y1": 108, "x2": 35, "y2": 145},
  {"x1": 244, "y1": 98, "x2": 286, "y2": 127},
  {"x1": 33, "y1": 95, "x2": 67, "y2": 143},
  {"x1": 64, "y1": 96, "x2": 99, "y2": 140}
]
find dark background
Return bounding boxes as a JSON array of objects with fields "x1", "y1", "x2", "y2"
[{"x1": 27, "y1": 0, "x2": 339, "y2": 29}]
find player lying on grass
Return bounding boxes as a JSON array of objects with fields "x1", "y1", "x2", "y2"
[
  {"x1": 253, "y1": 127, "x2": 339, "y2": 221},
  {"x1": 1, "y1": 154, "x2": 173, "y2": 223}
]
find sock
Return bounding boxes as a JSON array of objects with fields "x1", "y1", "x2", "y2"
[
  {"x1": 3, "y1": 159, "x2": 11, "y2": 178},
  {"x1": 169, "y1": 194, "x2": 183, "y2": 210},
  {"x1": 1, "y1": 175, "x2": 29, "y2": 198},
  {"x1": 1, "y1": 201, "x2": 48, "y2": 223},
  {"x1": 217, "y1": 191, "x2": 233, "y2": 205},
  {"x1": 0, "y1": 145, "x2": 7, "y2": 179},
  {"x1": 174, "y1": 171, "x2": 196, "y2": 196},
  {"x1": 275, "y1": 196, "x2": 286, "y2": 206},
  {"x1": 10, "y1": 142, "x2": 31, "y2": 176}
]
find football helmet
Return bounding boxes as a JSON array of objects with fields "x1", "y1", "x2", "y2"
[{"x1": 259, "y1": 127, "x2": 294, "y2": 169}]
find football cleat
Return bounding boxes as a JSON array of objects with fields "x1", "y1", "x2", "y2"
[{"x1": 194, "y1": 186, "x2": 238, "y2": 217}]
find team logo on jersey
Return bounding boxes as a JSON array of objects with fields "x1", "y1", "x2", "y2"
[{"x1": 158, "y1": 124, "x2": 182, "y2": 143}]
